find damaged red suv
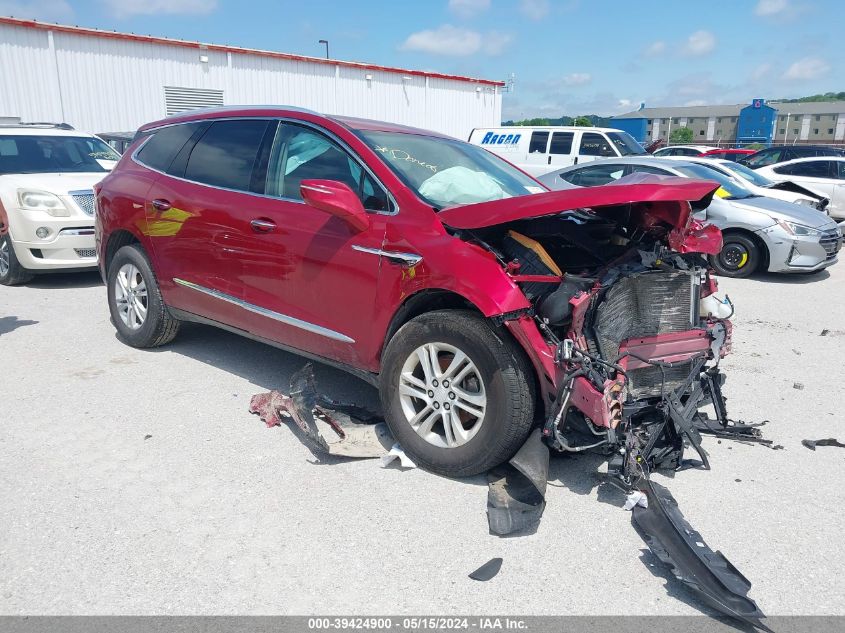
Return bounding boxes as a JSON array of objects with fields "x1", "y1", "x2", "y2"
[{"x1": 95, "y1": 107, "x2": 731, "y2": 481}]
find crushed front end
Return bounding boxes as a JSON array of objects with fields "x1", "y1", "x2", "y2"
[{"x1": 443, "y1": 177, "x2": 774, "y2": 629}]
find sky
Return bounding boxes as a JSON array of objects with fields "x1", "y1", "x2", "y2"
[{"x1": 0, "y1": 0, "x2": 841, "y2": 120}]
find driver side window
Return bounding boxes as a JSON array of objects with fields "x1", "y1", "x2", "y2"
[{"x1": 265, "y1": 124, "x2": 391, "y2": 212}]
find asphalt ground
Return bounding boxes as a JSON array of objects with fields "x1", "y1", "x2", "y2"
[{"x1": 1, "y1": 263, "x2": 843, "y2": 617}]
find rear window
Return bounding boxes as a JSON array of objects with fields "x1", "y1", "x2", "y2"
[
  {"x1": 136, "y1": 124, "x2": 200, "y2": 173},
  {"x1": 0, "y1": 135, "x2": 109, "y2": 174},
  {"x1": 184, "y1": 119, "x2": 269, "y2": 191},
  {"x1": 773, "y1": 160, "x2": 834, "y2": 178}
]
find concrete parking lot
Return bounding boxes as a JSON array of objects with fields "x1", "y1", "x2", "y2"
[{"x1": 1, "y1": 265, "x2": 844, "y2": 617}]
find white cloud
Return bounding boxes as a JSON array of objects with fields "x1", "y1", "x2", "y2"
[
  {"x1": 755, "y1": 0, "x2": 788, "y2": 15},
  {"x1": 750, "y1": 63, "x2": 772, "y2": 81},
  {"x1": 643, "y1": 40, "x2": 666, "y2": 57},
  {"x1": 683, "y1": 30, "x2": 716, "y2": 56},
  {"x1": 448, "y1": 0, "x2": 490, "y2": 18},
  {"x1": 562, "y1": 72, "x2": 591, "y2": 86},
  {"x1": 684, "y1": 99, "x2": 708, "y2": 107},
  {"x1": 783, "y1": 56, "x2": 830, "y2": 81},
  {"x1": 400, "y1": 24, "x2": 511, "y2": 56},
  {"x1": 0, "y1": 0, "x2": 73, "y2": 21},
  {"x1": 100, "y1": 0, "x2": 218, "y2": 18},
  {"x1": 519, "y1": 0, "x2": 550, "y2": 20}
]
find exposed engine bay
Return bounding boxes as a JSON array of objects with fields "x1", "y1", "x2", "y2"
[{"x1": 460, "y1": 201, "x2": 744, "y2": 486}]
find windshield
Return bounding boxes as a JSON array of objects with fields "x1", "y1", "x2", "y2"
[
  {"x1": 720, "y1": 161, "x2": 774, "y2": 187},
  {"x1": 356, "y1": 130, "x2": 543, "y2": 209},
  {"x1": 607, "y1": 131, "x2": 646, "y2": 156},
  {"x1": 673, "y1": 163, "x2": 755, "y2": 200},
  {"x1": 0, "y1": 135, "x2": 116, "y2": 174}
]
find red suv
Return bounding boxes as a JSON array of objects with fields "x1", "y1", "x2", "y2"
[{"x1": 95, "y1": 107, "x2": 731, "y2": 479}]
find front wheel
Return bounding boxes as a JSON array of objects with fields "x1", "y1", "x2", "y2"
[
  {"x1": 709, "y1": 233, "x2": 761, "y2": 278},
  {"x1": 379, "y1": 310, "x2": 535, "y2": 477},
  {"x1": 0, "y1": 234, "x2": 35, "y2": 286}
]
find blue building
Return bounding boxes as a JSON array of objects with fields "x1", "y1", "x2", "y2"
[{"x1": 736, "y1": 99, "x2": 777, "y2": 145}]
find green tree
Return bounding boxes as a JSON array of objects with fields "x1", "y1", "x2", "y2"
[
  {"x1": 669, "y1": 126, "x2": 694, "y2": 143},
  {"x1": 573, "y1": 116, "x2": 592, "y2": 127}
]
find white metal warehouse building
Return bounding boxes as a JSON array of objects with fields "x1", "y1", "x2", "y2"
[{"x1": 0, "y1": 16, "x2": 503, "y2": 139}]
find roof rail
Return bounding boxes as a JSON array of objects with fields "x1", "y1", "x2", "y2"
[{"x1": 0, "y1": 121, "x2": 75, "y2": 130}]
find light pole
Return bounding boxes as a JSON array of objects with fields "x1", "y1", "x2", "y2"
[{"x1": 318, "y1": 39, "x2": 330, "y2": 59}]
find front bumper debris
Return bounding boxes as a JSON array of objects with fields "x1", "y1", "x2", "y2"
[{"x1": 633, "y1": 480, "x2": 771, "y2": 632}]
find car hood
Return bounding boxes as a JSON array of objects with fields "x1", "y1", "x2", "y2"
[
  {"x1": 765, "y1": 180, "x2": 827, "y2": 201},
  {"x1": 0, "y1": 172, "x2": 107, "y2": 194},
  {"x1": 729, "y1": 195, "x2": 835, "y2": 228},
  {"x1": 438, "y1": 175, "x2": 718, "y2": 230}
]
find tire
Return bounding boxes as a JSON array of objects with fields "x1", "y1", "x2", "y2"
[
  {"x1": 107, "y1": 244, "x2": 180, "y2": 348},
  {"x1": 0, "y1": 233, "x2": 35, "y2": 286},
  {"x1": 709, "y1": 233, "x2": 761, "y2": 278},
  {"x1": 379, "y1": 310, "x2": 535, "y2": 477}
]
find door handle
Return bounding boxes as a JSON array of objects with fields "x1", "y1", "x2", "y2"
[
  {"x1": 548, "y1": 155, "x2": 552, "y2": 164},
  {"x1": 151, "y1": 199, "x2": 171, "y2": 211},
  {"x1": 250, "y1": 218, "x2": 276, "y2": 233},
  {"x1": 573, "y1": 157, "x2": 579, "y2": 165}
]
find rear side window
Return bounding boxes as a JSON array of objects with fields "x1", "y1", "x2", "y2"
[
  {"x1": 136, "y1": 124, "x2": 199, "y2": 172},
  {"x1": 528, "y1": 131, "x2": 549, "y2": 154},
  {"x1": 579, "y1": 133, "x2": 615, "y2": 157},
  {"x1": 549, "y1": 132, "x2": 574, "y2": 155},
  {"x1": 184, "y1": 119, "x2": 270, "y2": 191},
  {"x1": 774, "y1": 160, "x2": 834, "y2": 178}
]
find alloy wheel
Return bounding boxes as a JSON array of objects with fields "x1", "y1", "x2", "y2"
[
  {"x1": 398, "y1": 342, "x2": 487, "y2": 449},
  {"x1": 114, "y1": 263, "x2": 148, "y2": 330},
  {"x1": 720, "y1": 243, "x2": 749, "y2": 271},
  {"x1": 0, "y1": 237, "x2": 9, "y2": 277}
]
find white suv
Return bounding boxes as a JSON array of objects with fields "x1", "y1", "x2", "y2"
[{"x1": 0, "y1": 123, "x2": 120, "y2": 285}]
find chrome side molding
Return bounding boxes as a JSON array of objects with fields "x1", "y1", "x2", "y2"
[
  {"x1": 352, "y1": 245, "x2": 422, "y2": 267},
  {"x1": 172, "y1": 278, "x2": 355, "y2": 344}
]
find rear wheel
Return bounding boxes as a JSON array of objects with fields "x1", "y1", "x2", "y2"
[
  {"x1": 379, "y1": 310, "x2": 535, "y2": 477},
  {"x1": 709, "y1": 233, "x2": 761, "y2": 278},
  {"x1": 107, "y1": 244, "x2": 180, "y2": 348},
  {"x1": 0, "y1": 234, "x2": 35, "y2": 286}
]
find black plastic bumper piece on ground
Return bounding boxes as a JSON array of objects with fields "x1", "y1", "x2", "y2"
[{"x1": 632, "y1": 479, "x2": 771, "y2": 633}]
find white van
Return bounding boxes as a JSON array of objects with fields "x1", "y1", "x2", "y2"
[{"x1": 467, "y1": 126, "x2": 646, "y2": 177}]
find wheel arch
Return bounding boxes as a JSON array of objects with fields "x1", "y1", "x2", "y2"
[
  {"x1": 380, "y1": 288, "x2": 540, "y2": 413},
  {"x1": 720, "y1": 227, "x2": 770, "y2": 271},
  {"x1": 104, "y1": 229, "x2": 143, "y2": 277}
]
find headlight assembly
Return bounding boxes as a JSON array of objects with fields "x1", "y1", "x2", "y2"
[
  {"x1": 17, "y1": 189, "x2": 70, "y2": 217},
  {"x1": 776, "y1": 220, "x2": 822, "y2": 237}
]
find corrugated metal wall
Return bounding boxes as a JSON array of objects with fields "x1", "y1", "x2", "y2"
[{"x1": 0, "y1": 23, "x2": 502, "y2": 139}]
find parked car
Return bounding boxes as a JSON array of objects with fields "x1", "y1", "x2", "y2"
[
  {"x1": 657, "y1": 155, "x2": 829, "y2": 211},
  {"x1": 539, "y1": 157, "x2": 842, "y2": 277},
  {"x1": 96, "y1": 106, "x2": 734, "y2": 480},
  {"x1": 0, "y1": 122, "x2": 118, "y2": 285},
  {"x1": 467, "y1": 125, "x2": 645, "y2": 176},
  {"x1": 755, "y1": 157, "x2": 845, "y2": 219},
  {"x1": 701, "y1": 148, "x2": 756, "y2": 162},
  {"x1": 739, "y1": 145, "x2": 845, "y2": 169},
  {"x1": 652, "y1": 145, "x2": 713, "y2": 157}
]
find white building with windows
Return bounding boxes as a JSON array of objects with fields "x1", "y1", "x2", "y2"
[{"x1": 0, "y1": 16, "x2": 503, "y2": 140}]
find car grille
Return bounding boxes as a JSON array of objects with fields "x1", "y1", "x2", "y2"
[
  {"x1": 820, "y1": 228, "x2": 842, "y2": 261},
  {"x1": 71, "y1": 191, "x2": 95, "y2": 216},
  {"x1": 74, "y1": 248, "x2": 97, "y2": 258},
  {"x1": 593, "y1": 271, "x2": 696, "y2": 399}
]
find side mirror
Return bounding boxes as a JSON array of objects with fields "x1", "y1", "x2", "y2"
[{"x1": 300, "y1": 179, "x2": 369, "y2": 231}]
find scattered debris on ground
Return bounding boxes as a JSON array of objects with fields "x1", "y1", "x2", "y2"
[
  {"x1": 249, "y1": 363, "x2": 774, "y2": 630},
  {"x1": 143, "y1": 434, "x2": 152, "y2": 440},
  {"x1": 820, "y1": 329, "x2": 829, "y2": 336},
  {"x1": 793, "y1": 382, "x2": 804, "y2": 390},
  {"x1": 469, "y1": 557, "x2": 503, "y2": 581},
  {"x1": 802, "y1": 438, "x2": 845, "y2": 451}
]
